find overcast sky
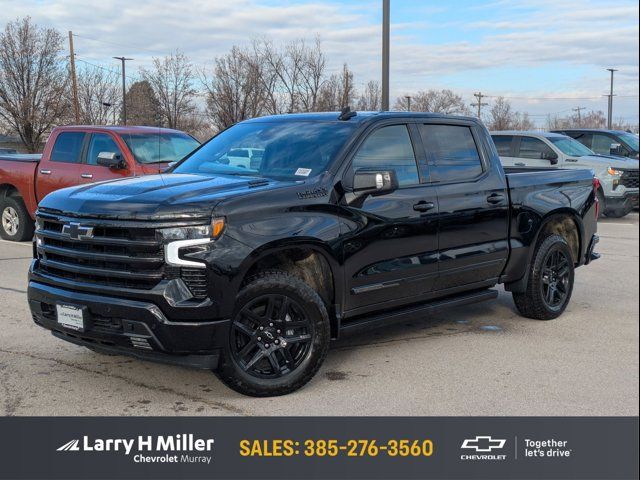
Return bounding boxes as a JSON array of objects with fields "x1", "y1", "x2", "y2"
[{"x1": 2, "y1": 0, "x2": 638, "y2": 126}]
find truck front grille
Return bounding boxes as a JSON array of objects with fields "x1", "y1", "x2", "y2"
[
  {"x1": 620, "y1": 169, "x2": 639, "y2": 189},
  {"x1": 35, "y1": 215, "x2": 164, "y2": 290}
]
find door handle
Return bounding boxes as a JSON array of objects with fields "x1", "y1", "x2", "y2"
[
  {"x1": 566, "y1": 158, "x2": 578, "y2": 162},
  {"x1": 39, "y1": 169, "x2": 51, "y2": 175},
  {"x1": 413, "y1": 201, "x2": 435, "y2": 212},
  {"x1": 81, "y1": 173, "x2": 93, "y2": 179},
  {"x1": 487, "y1": 193, "x2": 505, "y2": 204},
  {"x1": 514, "y1": 162, "x2": 526, "y2": 167}
]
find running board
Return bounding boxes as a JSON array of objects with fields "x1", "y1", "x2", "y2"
[{"x1": 339, "y1": 289, "x2": 499, "y2": 336}]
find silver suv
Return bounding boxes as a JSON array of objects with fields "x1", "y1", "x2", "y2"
[{"x1": 491, "y1": 131, "x2": 639, "y2": 217}]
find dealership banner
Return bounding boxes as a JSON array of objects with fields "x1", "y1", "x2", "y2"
[{"x1": 0, "y1": 417, "x2": 636, "y2": 479}]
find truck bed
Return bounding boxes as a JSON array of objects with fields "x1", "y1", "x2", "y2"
[{"x1": 0, "y1": 154, "x2": 42, "y2": 163}]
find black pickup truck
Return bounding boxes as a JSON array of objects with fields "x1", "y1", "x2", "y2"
[{"x1": 28, "y1": 112, "x2": 599, "y2": 396}]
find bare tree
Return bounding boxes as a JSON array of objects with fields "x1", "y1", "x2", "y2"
[
  {"x1": 202, "y1": 46, "x2": 266, "y2": 130},
  {"x1": 546, "y1": 109, "x2": 607, "y2": 130},
  {"x1": 486, "y1": 96, "x2": 534, "y2": 130},
  {"x1": 317, "y1": 64, "x2": 356, "y2": 111},
  {"x1": 356, "y1": 80, "x2": 381, "y2": 111},
  {"x1": 298, "y1": 37, "x2": 326, "y2": 112},
  {"x1": 254, "y1": 39, "x2": 305, "y2": 113},
  {"x1": 75, "y1": 65, "x2": 119, "y2": 125},
  {"x1": 141, "y1": 50, "x2": 196, "y2": 129},
  {"x1": 0, "y1": 17, "x2": 68, "y2": 152},
  {"x1": 393, "y1": 89, "x2": 468, "y2": 115},
  {"x1": 125, "y1": 80, "x2": 162, "y2": 126}
]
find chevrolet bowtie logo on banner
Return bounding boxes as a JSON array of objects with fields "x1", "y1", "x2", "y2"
[{"x1": 461, "y1": 436, "x2": 506, "y2": 453}]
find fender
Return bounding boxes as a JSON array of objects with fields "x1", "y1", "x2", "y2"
[{"x1": 505, "y1": 209, "x2": 584, "y2": 292}]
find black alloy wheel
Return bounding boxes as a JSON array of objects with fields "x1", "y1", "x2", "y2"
[
  {"x1": 540, "y1": 248, "x2": 571, "y2": 309},
  {"x1": 217, "y1": 270, "x2": 330, "y2": 397},
  {"x1": 230, "y1": 293, "x2": 313, "y2": 378}
]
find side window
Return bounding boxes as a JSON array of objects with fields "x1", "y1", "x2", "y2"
[
  {"x1": 50, "y1": 132, "x2": 86, "y2": 163},
  {"x1": 516, "y1": 137, "x2": 554, "y2": 159},
  {"x1": 86, "y1": 133, "x2": 123, "y2": 165},
  {"x1": 591, "y1": 134, "x2": 615, "y2": 155},
  {"x1": 352, "y1": 125, "x2": 419, "y2": 186},
  {"x1": 492, "y1": 135, "x2": 513, "y2": 156},
  {"x1": 419, "y1": 124, "x2": 483, "y2": 182}
]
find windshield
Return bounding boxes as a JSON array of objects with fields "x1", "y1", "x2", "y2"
[
  {"x1": 122, "y1": 133, "x2": 200, "y2": 164},
  {"x1": 173, "y1": 121, "x2": 357, "y2": 180},
  {"x1": 618, "y1": 132, "x2": 639, "y2": 151},
  {"x1": 549, "y1": 137, "x2": 594, "y2": 157}
]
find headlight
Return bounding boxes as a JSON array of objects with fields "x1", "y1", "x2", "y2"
[
  {"x1": 161, "y1": 217, "x2": 225, "y2": 268},
  {"x1": 607, "y1": 166, "x2": 623, "y2": 176}
]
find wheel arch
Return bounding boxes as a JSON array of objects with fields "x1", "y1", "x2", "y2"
[
  {"x1": 506, "y1": 209, "x2": 583, "y2": 293},
  {"x1": 236, "y1": 239, "x2": 343, "y2": 337}
]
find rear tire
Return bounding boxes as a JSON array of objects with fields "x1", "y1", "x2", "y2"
[
  {"x1": 512, "y1": 234, "x2": 575, "y2": 320},
  {"x1": 0, "y1": 196, "x2": 34, "y2": 241},
  {"x1": 217, "y1": 270, "x2": 330, "y2": 397}
]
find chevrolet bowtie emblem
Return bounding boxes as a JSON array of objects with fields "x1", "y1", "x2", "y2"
[
  {"x1": 61, "y1": 222, "x2": 94, "y2": 240},
  {"x1": 461, "y1": 436, "x2": 506, "y2": 452}
]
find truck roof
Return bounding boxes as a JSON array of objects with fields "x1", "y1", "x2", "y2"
[
  {"x1": 490, "y1": 130, "x2": 567, "y2": 139},
  {"x1": 243, "y1": 111, "x2": 480, "y2": 124},
  {"x1": 50, "y1": 125, "x2": 190, "y2": 135},
  {"x1": 551, "y1": 128, "x2": 631, "y2": 134}
]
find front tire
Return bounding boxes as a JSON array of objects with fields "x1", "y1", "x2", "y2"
[
  {"x1": 512, "y1": 234, "x2": 575, "y2": 320},
  {"x1": 217, "y1": 271, "x2": 330, "y2": 397},
  {"x1": 0, "y1": 196, "x2": 34, "y2": 241}
]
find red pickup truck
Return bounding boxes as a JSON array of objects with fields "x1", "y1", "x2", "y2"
[{"x1": 0, "y1": 125, "x2": 200, "y2": 241}]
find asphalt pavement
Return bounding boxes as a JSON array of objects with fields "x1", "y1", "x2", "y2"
[{"x1": 0, "y1": 214, "x2": 638, "y2": 416}]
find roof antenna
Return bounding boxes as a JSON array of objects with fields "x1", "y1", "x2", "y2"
[{"x1": 338, "y1": 106, "x2": 357, "y2": 121}]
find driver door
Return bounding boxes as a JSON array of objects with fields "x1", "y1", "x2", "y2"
[
  {"x1": 513, "y1": 136, "x2": 558, "y2": 168},
  {"x1": 341, "y1": 123, "x2": 439, "y2": 315},
  {"x1": 80, "y1": 132, "x2": 130, "y2": 183}
]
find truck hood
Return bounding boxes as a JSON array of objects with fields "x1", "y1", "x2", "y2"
[
  {"x1": 38, "y1": 173, "x2": 288, "y2": 220},
  {"x1": 580, "y1": 155, "x2": 638, "y2": 170}
]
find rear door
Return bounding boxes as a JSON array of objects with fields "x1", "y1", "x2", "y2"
[
  {"x1": 342, "y1": 123, "x2": 439, "y2": 314},
  {"x1": 80, "y1": 132, "x2": 130, "y2": 183},
  {"x1": 418, "y1": 122, "x2": 509, "y2": 291},
  {"x1": 36, "y1": 131, "x2": 88, "y2": 201}
]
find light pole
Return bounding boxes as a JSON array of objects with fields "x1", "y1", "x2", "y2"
[
  {"x1": 113, "y1": 56, "x2": 133, "y2": 125},
  {"x1": 405, "y1": 96, "x2": 412, "y2": 112},
  {"x1": 606, "y1": 68, "x2": 617, "y2": 129},
  {"x1": 381, "y1": 0, "x2": 390, "y2": 111}
]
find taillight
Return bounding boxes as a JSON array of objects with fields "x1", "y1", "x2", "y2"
[{"x1": 593, "y1": 177, "x2": 601, "y2": 219}]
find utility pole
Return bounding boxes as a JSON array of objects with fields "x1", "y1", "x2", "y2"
[
  {"x1": 381, "y1": 0, "x2": 390, "y2": 111},
  {"x1": 606, "y1": 68, "x2": 617, "y2": 129},
  {"x1": 471, "y1": 92, "x2": 488, "y2": 119},
  {"x1": 113, "y1": 56, "x2": 133, "y2": 125},
  {"x1": 68, "y1": 31, "x2": 80, "y2": 123},
  {"x1": 405, "y1": 96, "x2": 412, "y2": 112},
  {"x1": 572, "y1": 106, "x2": 585, "y2": 126}
]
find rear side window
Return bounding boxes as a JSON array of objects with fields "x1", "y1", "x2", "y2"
[
  {"x1": 492, "y1": 135, "x2": 513, "y2": 156},
  {"x1": 516, "y1": 137, "x2": 554, "y2": 159},
  {"x1": 419, "y1": 124, "x2": 483, "y2": 182},
  {"x1": 50, "y1": 132, "x2": 86, "y2": 163},
  {"x1": 352, "y1": 125, "x2": 419, "y2": 186}
]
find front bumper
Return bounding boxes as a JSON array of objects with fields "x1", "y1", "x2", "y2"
[
  {"x1": 606, "y1": 189, "x2": 639, "y2": 212},
  {"x1": 28, "y1": 281, "x2": 229, "y2": 369}
]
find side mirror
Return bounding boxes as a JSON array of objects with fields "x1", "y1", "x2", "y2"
[
  {"x1": 542, "y1": 151, "x2": 558, "y2": 165},
  {"x1": 96, "y1": 151, "x2": 125, "y2": 169},
  {"x1": 610, "y1": 143, "x2": 626, "y2": 157},
  {"x1": 352, "y1": 169, "x2": 398, "y2": 196}
]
